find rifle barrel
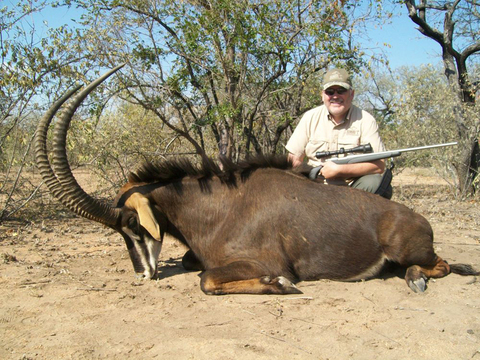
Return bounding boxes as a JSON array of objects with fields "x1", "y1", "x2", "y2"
[{"x1": 392, "y1": 142, "x2": 458, "y2": 154}]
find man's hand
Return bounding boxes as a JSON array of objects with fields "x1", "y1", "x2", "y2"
[
  {"x1": 288, "y1": 153, "x2": 304, "y2": 168},
  {"x1": 319, "y1": 161, "x2": 342, "y2": 179}
]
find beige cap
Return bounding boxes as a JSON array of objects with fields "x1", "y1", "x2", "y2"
[{"x1": 323, "y1": 68, "x2": 352, "y2": 90}]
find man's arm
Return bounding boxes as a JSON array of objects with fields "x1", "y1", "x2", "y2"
[{"x1": 320, "y1": 159, "x2": 385, "y2": 179}]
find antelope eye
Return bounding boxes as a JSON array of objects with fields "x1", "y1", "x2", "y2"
[{"x1": 128, "y1": 216, "x2": 139, "y2": 235}]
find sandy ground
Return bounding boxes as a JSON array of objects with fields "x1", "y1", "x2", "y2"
[{"x1": 1, "y1": 169, "x2": 479, "y2": 360}]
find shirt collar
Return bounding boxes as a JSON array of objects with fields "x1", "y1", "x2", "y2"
[{"x1": 327, "y1": 107, "x2": 353, "y2": 126}]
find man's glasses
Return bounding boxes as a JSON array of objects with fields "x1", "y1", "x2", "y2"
[{"x1": 324, "y1": 88, "x2": 348, "y2": 96}]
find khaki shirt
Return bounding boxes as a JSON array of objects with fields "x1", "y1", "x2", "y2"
[
  {"x1": 286, "y1": 104, "x2": 385, "y2": 167},
  {"x1": 286, "y1": 104, "x2": 385, "y2": 186}
]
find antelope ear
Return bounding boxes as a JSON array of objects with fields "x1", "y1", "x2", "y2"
[{"x1": 125, "y1": 193, "x2": 161, "y2": 241}]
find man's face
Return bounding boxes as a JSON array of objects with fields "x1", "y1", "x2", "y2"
[{"x1": 322, "y1": 86, "x2": 354, "y2": 121}]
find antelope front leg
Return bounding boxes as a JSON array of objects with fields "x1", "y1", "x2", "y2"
[{"x1": 200, "y1": 261, "x2": 302, "y2": 295}]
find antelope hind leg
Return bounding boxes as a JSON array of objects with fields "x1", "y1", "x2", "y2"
[{"x1": 405, "y1": 256, "x2": 451, "y2": 293}]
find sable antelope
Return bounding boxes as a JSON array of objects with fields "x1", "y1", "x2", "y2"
[{"x1": 35, "y1": 65, "x2": 479, "y2": 295}]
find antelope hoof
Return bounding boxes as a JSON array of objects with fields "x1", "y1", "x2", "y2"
[
  {"x1": 263, "y1": 276, "x2": 303, "y2": 294},
  {"x1": 408, "y1": 277, "x2": 426, "y2": 293}
]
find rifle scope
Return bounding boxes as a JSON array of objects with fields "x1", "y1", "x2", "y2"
[{"x1": 315, "y1": 143, "x2": 373, "y2": 159}]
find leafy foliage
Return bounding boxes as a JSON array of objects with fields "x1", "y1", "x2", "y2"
[
  {"x1": 58, "y1": 0, "x2": 369, "y2": 160},
  {"x1": 355, "y1": 64, "x2": 480, "y2": 192}
]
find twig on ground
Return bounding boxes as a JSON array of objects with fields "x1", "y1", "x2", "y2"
[
  {"x1": 76, "y1": 287, "x2": 117, "y2": 292},
  {"x1": 284, "y1": 296, "x2": 314, "y2": 301},
  {"x1": 434, "y1": 242, "x2": 480, "y2": 246},
  {"x1": 18, "y1": 279, "x2": 52, "y2": 287}
]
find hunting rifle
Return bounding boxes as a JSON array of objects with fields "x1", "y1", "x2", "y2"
[{"x1": 309, "y1": 142, "x2": 458, "y2": 180}]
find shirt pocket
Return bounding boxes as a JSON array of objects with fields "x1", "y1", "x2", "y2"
[
  {"x1": 305, "y1": 139, "x2": 329, "y2": 161},
  {"x1": 306, "y1": 138, "x2": 328, "y2": 153},
  {"x1": 338, "y1": 134, "x2": 360, "y2": 148}
]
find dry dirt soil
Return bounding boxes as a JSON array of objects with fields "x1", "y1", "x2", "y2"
[{"x1": 1, "y1": 169, "x2": 479, "y2": 360}]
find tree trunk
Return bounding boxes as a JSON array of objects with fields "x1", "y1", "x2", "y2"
[{"x1": 404, "y1": 0, "x2": 479, "y2": 196}]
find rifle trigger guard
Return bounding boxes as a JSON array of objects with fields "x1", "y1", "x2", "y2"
[{"x1": 309, "y1": 166, "x2": 322, "y2": 180}]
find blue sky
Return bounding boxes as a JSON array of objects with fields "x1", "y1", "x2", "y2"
[
  {"x1": 22, "y1": 2, "x2": 442, "y2": 70},
  {"x1": 365, "y1": 11, "x2": 442, "y2": 68}
]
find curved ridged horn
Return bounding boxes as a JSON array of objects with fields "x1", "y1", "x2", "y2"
[
  {"x1": 35, "y1": 84, "x2": 83, "y2": 202},
  {"x1": 38, "y1": 64, "x2": 125, "y2": 226}
]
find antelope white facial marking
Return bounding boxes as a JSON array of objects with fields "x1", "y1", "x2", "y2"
[{"x1": 124, "y1": 227, "x2": 163, "y2": 279}]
